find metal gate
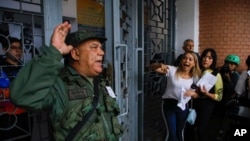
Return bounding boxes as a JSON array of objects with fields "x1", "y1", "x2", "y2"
[
  {"x1": 143, "y1": 0, "x2": 175, "y2": 140},
  {"x1": 0, "y1": 0, "x2": 45, "y2": 140},
  {"x1": 105, "y1": 0, "x2": 144, "y2": 140},
  {"x1": 105, "y1": 0, "x2": 175, "y2": 140}
]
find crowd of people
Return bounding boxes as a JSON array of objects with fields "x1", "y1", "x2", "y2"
[
  {"x1": 1, "y1": 21, "x2": 250, "y2": 141},
  {"x1": 152, "y1": 39, "x2": 250, "y2": 141}
]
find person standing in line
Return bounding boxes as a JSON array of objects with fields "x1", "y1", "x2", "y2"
[
  {"x1": 173, "y1": 39, "x2": 201, "y2": 66},
  {"x1": 150, "y1": 51, "x2": 201, "y2": 141},
  {"x1": 212, "y1": 54, "x2": 240, "y2": 140},
  {"x1": 191, "y1": 48, "x2": 223, "y2": 141},
  {"x1": 215, "y1": 54, "x2": 240, "y2": 115},
  {"x1": 10, "y1": 22, "x2": 123, "y2": 141},
  {"x1": 0, "y1": 37, "x2": 32, "y2": 141},
  {"x1": 234, "y1": 55, "x2": 250, "y2": 106}
]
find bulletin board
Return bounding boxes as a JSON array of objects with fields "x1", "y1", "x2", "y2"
[{"x1": 77, "y1": 0, "x2": 104, "y2": 28}]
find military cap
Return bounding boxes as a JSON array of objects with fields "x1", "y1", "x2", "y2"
[{"x1": 65, "y1": 30, "x2": 107, "y2": 47}]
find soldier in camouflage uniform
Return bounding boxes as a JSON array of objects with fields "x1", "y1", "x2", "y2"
[{"x1": 10, "y1": 22, "x2": 123, "y2": 141}]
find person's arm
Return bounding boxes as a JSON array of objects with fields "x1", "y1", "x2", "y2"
[
  {"x1": 185, "y1": 89, "x2": 199, "y2": 98},
  {"x1": 231, "y1": 72, "x2": 240, "y2": 86},
  {"x1": 150, "y1": 63, "x2": 169, "y2": 74},
  {"x1": 235, "y1": 71, "x2": 248, "y2": 96},
  {"x1": 10, "y1": 22, "x2": 72, "y2": 110},
  {"x1": 10, "y1": 46, "x2": 64, "y2": 110}
]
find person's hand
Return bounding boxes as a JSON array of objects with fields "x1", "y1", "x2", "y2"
[
  {"x1": 150, "y1": 63, "x2": 161, "y2": 70},
  {"x1": 184, "y1": 90, "x2": 198, "y2": 98},
  {"x1": 157, "y1": 64, "x2": 168, "y2": 74},
  {"x1": 51, "y1": 21, "x2": 73, "y2": 55},
  {"x1": 224, "y1": 72, "x2": 231, "y2": 81},
  {"x1": 150, "y1": 63, "x2": 168, "y2": 74},
  {"x1": 230, "y1": 93, "x2": 237, "y2": 99},
  {"x1": 199, "y1": 85, "x2": 210, "y2": 96}
]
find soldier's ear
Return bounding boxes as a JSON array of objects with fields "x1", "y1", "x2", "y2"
[{"x1": 71, "y1": 48, "x2": 80, "y2": 60}]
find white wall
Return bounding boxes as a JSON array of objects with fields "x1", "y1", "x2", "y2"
[
  {"x1": 62, "y1": 0, "x2": 77, "y2": 32},
  {"x1": 0, "y1": 0, "x2": 42, "y2": 13},
  {"x1": 175, "y1": 0, "x2": 199, "y2": 57},
  {"x1": 62, "y1": 0, "x2": 77, "y2": 18}
]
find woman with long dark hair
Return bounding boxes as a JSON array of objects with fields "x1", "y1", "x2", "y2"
[{"x1": 193, "y1": 48, "x2": 223, "y2": 141}]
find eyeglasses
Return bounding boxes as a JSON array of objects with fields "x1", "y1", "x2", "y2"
[{"x1": 10, "y1": 46, "x2": 23, "y2": 51}]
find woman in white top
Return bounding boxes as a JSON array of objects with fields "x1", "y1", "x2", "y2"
[{"x1": 150, "y1": 51, "x2": 201, "y2": 141}]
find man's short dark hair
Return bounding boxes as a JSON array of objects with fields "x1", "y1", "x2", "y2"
[{"x1": 183, "y1": 39, "x2": 194, "y2": 46}]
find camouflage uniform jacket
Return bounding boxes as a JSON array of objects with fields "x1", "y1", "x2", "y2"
[{"x1": 10, "y1": 46, "x2": 123, "y2": 141}]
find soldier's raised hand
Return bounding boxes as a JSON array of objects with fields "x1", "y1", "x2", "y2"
[{"x1": 51, "y1": 21, "x2": 73, "y2": 55}]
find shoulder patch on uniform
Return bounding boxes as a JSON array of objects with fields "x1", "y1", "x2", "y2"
[{"x1": 68, "y1": 89, "x2": 88, "y2": 100}]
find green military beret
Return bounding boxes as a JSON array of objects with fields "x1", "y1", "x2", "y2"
[{"x1": 65, "y1": 30, "x2": 107, "y2": 47}]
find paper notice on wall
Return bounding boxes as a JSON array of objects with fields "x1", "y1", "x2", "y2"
[{"x1": 77, "y1": 0, "x2": 104, "y2": 28}]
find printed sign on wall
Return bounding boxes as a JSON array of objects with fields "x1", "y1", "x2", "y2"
[{"x1": 77, "y1": 0, "x2": 104, "y2": 28}]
